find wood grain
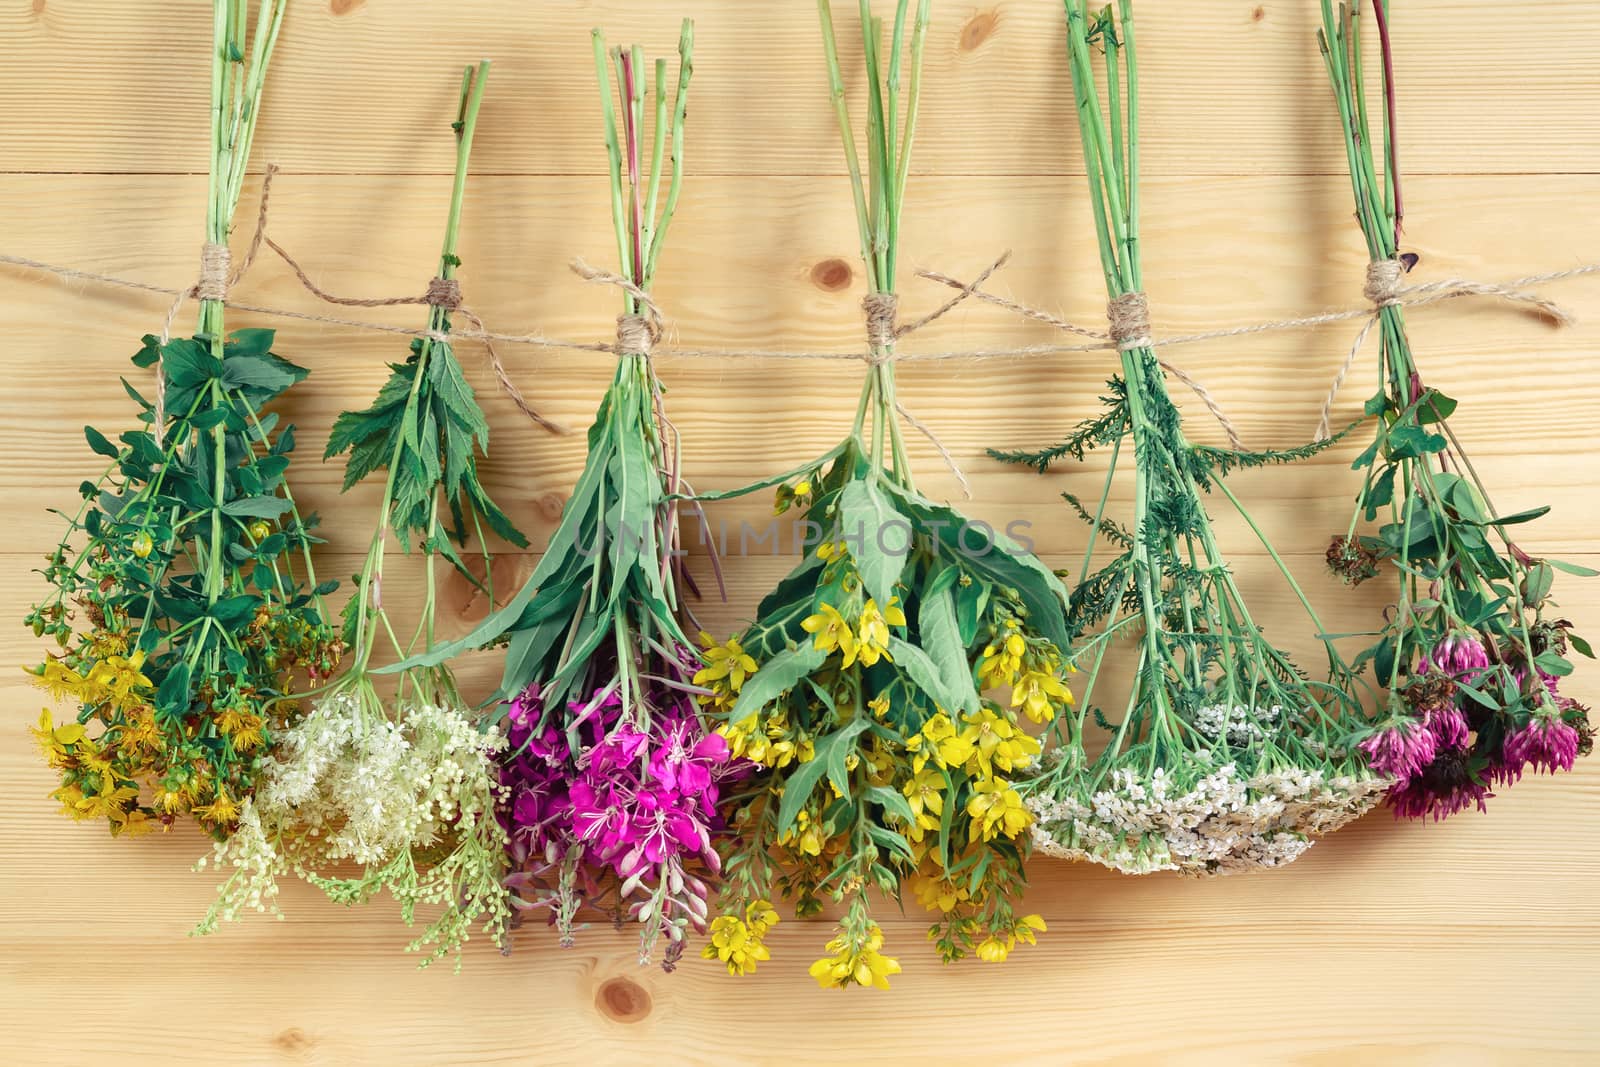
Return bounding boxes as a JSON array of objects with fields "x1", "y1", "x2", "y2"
[{"x1": 2, "y1": 3, "x2": 1598, "y2": 1065}]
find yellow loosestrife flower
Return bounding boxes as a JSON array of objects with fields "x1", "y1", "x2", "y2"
[
  {"x1": 801, "y1": 602, "x2": 858, "y2": 667},
  {"x1": 808, "y1": 923, "x2": 902, "y2": 990},
  {"x1": 967, "y1": 777, "x2": 1032, "y2": 841},
  {"x1": 855, "y1": 597, "x2": 906, "y2": 667}
]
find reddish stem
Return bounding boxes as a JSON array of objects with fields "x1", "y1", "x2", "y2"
[
  {"x1": 1370, "y1": 0, "x2": 1403, "y2": 242},
  {"x1": 618, "y1": 52, "x2": 646, "y2": 288}
]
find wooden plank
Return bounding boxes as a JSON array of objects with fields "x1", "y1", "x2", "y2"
[
  {"x1": 3, "y1": 1, "x2": 1600, "y2": 177},
  {"x1": 4, "y1": 5, "x2": 1600, "y2": 1062}
]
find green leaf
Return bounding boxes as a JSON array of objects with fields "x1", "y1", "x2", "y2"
[
  {"x1": 1476, "y1": 505, "x2": 1551, "y2": 528},
  {"x1": 889, "y1": 635, "x2": 977, "y2": 716},
  {"x1": 1569, "y1": 633, "x2": 1594, "y2": 659},
  {"x1": 221, "y1": 496, "x2": 292, "y2": 519},
  {"x1": 154, "y1": 661, "x2": 193, "y2": 719},
  {"x1": 865, "y1": 784, "x2": 917, "y2": 825},
  {"x1": 1547, "y1": 558, "x2": 1600, "y2": 578},
  {"x1": 777, "y1": 718, "x2": 871, "y2": 836},
  {"x1": 84, "y1": 426, "x2": 119, "y2": 459},
  {"x1": 221, "y1": 354, "x2": 301, "y2": 392},
  {"x1": 1416, "y1": 389, "x2": 1458, "y2": 424},
  {"x1": 917, "y1": 583, "x2": 980, "y2": 713},
  {"x1": 728, "y1": 642, "x2": 827, "y2": 724},
  {"x1": 838, "y1": 477, "x2": 909, "y2": 604}
]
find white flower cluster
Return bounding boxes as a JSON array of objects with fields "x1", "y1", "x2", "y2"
[
  {"x1": 197, "y1": 690, "x2": 506, "y2": 934},
  {"x1": 1190, "y1": 702, "x2": 1281, "y2": 747},
  {"x1": 1028, "y1": 760, "x2": 1389, "y2": 878}
]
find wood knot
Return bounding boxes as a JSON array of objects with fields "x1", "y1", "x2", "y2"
[
  {"x1": 30, "y1": 0, "x2": 46, "y2": 15},
  {"x1": 329, "y1": 0, "x2": 364, "y2": 14},
  {"x1": 595, "y1": 977, "x2": 652, "y2": 1024},
  {"x1": 810, "y1": 258, "x2": 853, "y2": 292},
  {"x1": 537, "y1": 492, "x2": 567, "y2": 522},
  {"x1": 272, "y1": 1027, "x2": 315, "y2": 1056},
  {"x1": 960, "y1": 10, "x2": 999, "y2": 51},
  {"x1": 1252, "y1": 5, "x2": 1266, "y2": 21}
]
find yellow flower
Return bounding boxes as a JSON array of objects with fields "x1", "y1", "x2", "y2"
[
  {"x1": 977, "y1": 630, "x2": 1026, "y2": 690},
  {"x1": 83, "y1": 651, "x2": 152, "y2": 710},
  {"x1": 907, "y1": 711, "x2": 974, "y2": 771},
  {"x1": 695, "y1": 632, "x2": 758, "y2": 692},
  {"x1": 1011, "y1": 669, "x2": 1074, "y2": 724},
  {"x1": 961, "y1": 706, "x2": 1039, "y2": 776},
  {"x1": 801, "y1": 602, "x2": 858, "y2": 667},
  {"x1": 28, "y1": 659, "x2": 87, "y2": 703},
  {"x1": 855, "y1": 597, "x2": 906, "y2": 667},
  {"x1": 216, "y1": 706, "x2": 265, "y2": 752},
  {"x1": 902, "y1": 767, "x2": 945, "y2": 838},
  {"x1": 695, "y1": 632, "x2": 758, "y2": 713},
  {"x1": 816, "y1": 539, "x2": 848, "y2": 563},
  {"x1": 702, "y1": 903, "x2": 779, "y2": 977},
  {"x1": 780, "y1": 810, "x2": 827, "y2": 856},
  {"x1": 745, "y1": 900, "x2": 780, "y2": 935},
  {"x1": 193, "y1": 789, "x2": 241, "y2": 828},
  {"x1": 967, "y1": 777, "x2": 1032, "y2": 841},
  {"x1": 808, "y1": 923, "x2": 902, "y2": 990},
  {"x1": 30, "y1": 708, "x2": 86, "y2": 767},
  {"x1": 976, "y1": 936, "x2": 1010, "y2": 963},
  {"x1": 977, "y1": 914, "x2": 1046, "y2": 963},
  {"x1": 868, "y1": 695, "x2": 891, "y2": 720},
  {"x1": 908, "y1": 872, "x2": 970, "y2": 914}
]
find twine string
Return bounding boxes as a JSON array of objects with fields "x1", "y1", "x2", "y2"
[{"x1": 4, "y1": 214, "x2": 1594, "y2": 459}]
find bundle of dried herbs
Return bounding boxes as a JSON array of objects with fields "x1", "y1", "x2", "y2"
[{"x1": 27, "y1": 0, "x2": 341, "y2": 840}]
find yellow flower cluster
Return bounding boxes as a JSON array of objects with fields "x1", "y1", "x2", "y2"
[
  {"x1": 907, "y1": 707, "x2": 1041, "y2": 780},
  {"x1": 975, "y1": 914, "x2": 1048, "y2": 963},
  {"x1": 808, "y1": 922, "x2": 902, "y2": 990},
  {"x1": 978, "y1": 624, "x2": 1077, "y2": 724},
  {"x1": 702, "y1": 901, "x2": 780, "y2": 976},
  {"x1": 800, "y1": 596, "x2": 906, "y2": 669},
  {"x1": 693, "y1": 632, "x2": 758, "y2": 714}
]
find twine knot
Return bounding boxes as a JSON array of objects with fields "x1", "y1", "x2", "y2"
[
  {"x1": 1108, "y1": 290, "x2": 1152, "y2": 351},
  {"x1": 615, "y1": 313, "x2": 657, "y2": 357},
  {"x1": 196, "y1": 242, "x2": 232, "y2": 302},
  {"x1": 864, "y1": 291, "x2": 899, "y2": 359},
  {"x1": 424, "y1": 276, "x2": 462, "y2": 311},
  {"x1": 1364, "y1": 258, "x2": 1406, "y2": 307}
]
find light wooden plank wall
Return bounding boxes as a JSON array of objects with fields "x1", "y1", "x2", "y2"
[{"x1": 0, "y1": 2, "x2": 1596, "y2": 1064}]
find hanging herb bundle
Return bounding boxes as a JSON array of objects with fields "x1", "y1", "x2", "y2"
[
  {"x1": 1317, "y1": 1, "x2": 1591, "y2": 819},
  {"x1": 26, "y1": 0, "x2": 341, "y2": 840},
  {"x1": 392, "y1": 23, "x2": 723, "y2": 972},
  {"x1": 699, "y1": 0, "x2": 1066, "y2": 989},
  {"x1": 999, "y1": 0, "x2": 1386, "y2": 878},
  {"x1": 196, "y1": 64, "x2": 516, "y2": 969}
]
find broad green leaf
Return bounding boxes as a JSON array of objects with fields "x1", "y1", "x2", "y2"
[
  {"x1": 777, "y1": 718, "x2": 871, "y2": 836},
  {"x1": 889, "y1": 635, "x2": 977, "y2": 716},
  {"x1": 838, "y1": 477, "x2": 909, "y2": 605},
  {"x1": 728, "y1": 642, "x2": 827, "y2": 724}
]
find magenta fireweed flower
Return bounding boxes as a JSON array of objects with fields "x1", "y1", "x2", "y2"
[
  {"x1": 1358, "y1": 715, "x2": 1438, "y2": 779},
  {"x1": 1501, "y1": 714, "x2": 1580, "y2": 778},
  {"x1": 498, "y1": 667, "x2": 730, "y2": 965}
]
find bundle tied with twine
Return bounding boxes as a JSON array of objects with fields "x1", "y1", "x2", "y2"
[
  {"x1": 3, "y1": 185, "x2": 1597, "y2": 468},
  {"x1": 141, "y1": 165, "x2": 567, "y2": 440}
]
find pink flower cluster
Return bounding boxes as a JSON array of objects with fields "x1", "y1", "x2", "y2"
[
  {"x1": 1363, "y1": 631, "x2": 1583, "y2": 822},
  {"x1": 499, "y1": 676, "x2": 730, "y2": 966}
]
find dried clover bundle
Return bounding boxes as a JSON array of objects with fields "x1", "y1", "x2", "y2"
[
  {"x1": 1317, "y1": 0, "x2": 1591, "y2": 818},
  {"x1": 27, "y1": 0, "x2": 342, "y2": 839},
  {"x1": 198, "y1": 65, "x2": 516, "y2": 969},
  {"x1": 397, "y1": 23, "x2": 724, "y2": 973},
  {"x1": 701, "y1": 0, "x2": 1068, "y2": 989},
  {"x1": 999, "y1": 1, "x2": 1385, "y2": 878}
]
